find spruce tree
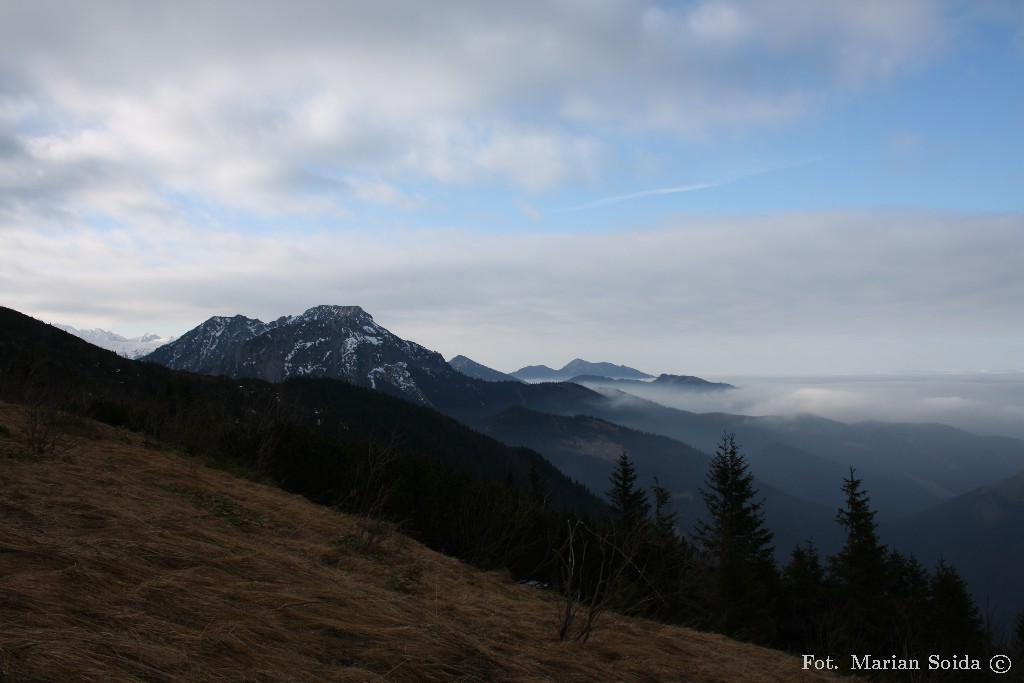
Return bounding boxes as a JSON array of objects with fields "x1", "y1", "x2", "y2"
[
  {"x1": 606, "y1": 450, "x2": 650, "y2": 546},
  {"x1": 928, "y1": 558, "x2": 989, "y2": 655},
  {"x1": 651, "y1": 476, "x2": 677, "y2": 547},
  {"x1": 827, "y1": 468, "x2": 889, "y2": 654},
  {"x1": 1013, "y1": 608, "x2": 1024, "y2": 659},
  {"x1": 527, "y1": 459, "x2": 549, "y2": 508},
  {"x1": 696, "y1": 432, "x2": 777, "y2": 642},
  {"x1": 831, "y1": 468, "x2": 887, "y2": 589},
  {"x1": 648, "y1": 475, "x2": 693, "y2": 621},
  {"x1": 884, "y1": 550, "x2": 931, "y2": 657},
  {"x1": 778, "y1": 539, "x2": 827, "y2": 652},
  {"x1": 559, "y1": 450, "x2": 653, "y2": 629}
]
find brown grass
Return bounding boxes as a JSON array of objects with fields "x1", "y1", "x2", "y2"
[{"x1": 0, "y1": 401, "x2": 848, "y2": 682}]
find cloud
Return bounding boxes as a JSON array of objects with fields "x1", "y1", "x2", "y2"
[
  {"x1": 5, "y1": 210, "x2": 1022, "y2": 377},
  {"x1": 884, "y1": 130, "x2": 952, "y2": 176},
  {"x1": 611, "y1": 373, "x2": 1024, "y2": 441},
  {"x1": 0, "y1": 0, "x2": 957, "y2": 228},
  {"x1": 735, "y1": 0, "x2": 950, "y2": 85},
  {"x1": 2, "y1": 1, "x2": 1015, "y2": 384}
]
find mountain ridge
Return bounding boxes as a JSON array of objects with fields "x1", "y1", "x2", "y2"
[
  {"x1": 139, "y1": 304, "x2": 1024, "y2": 521},
  {"x1": 143, "y1": 306, "x2": 621, "y2": 418},
  {"x1": 145, "y1": 305, "x2": 459, "y2": 406},
  {"x1": 53, "y1": 323, "x2": 176, "y2": 359},
  {"x1": 888, "y1": 468, "x2": 1024, "y2": 633},
  {"x1": 513, "y1": 358, "x2": 654, "y2": 382},
  {"x1": 571, "y1": 373, "x2": 736, "y2": 391},
  {"x1": 481, "y1": 406, "x2": 844, "y2": 557},
  {"x1": 0, "y1": 305, "x2": 601, "y2": 517},
  {"x1": 449, "y1": 354, "x2": 523, "y2": 383}
]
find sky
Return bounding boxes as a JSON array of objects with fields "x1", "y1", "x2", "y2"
[{"x1": 2, "y1": 0, "x2": 1023, "y2": 377}]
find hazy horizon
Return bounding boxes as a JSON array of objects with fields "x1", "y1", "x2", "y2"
[
  {"x1": 601, "y1": 372, "x2": 1024, "y2": 441},
  {"x1": 483, "y1": 362, "x2": 1024, "y2": 441}
]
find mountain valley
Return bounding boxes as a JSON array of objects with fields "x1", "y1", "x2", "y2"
[{"x1": 5, "y1": 302, "x2": 1023, "y2": 650}]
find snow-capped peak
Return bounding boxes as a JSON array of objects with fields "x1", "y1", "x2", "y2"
[
  {"x1": 145, "y1": 305, "x2": 458, "y2": 407},
  {"x1": 54, "y1": 323, "x2": 177, "y2": 359}
]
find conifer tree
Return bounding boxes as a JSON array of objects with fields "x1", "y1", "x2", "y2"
[
  {"x1": 647, "y1": 476, "x2": 693, "y2": 620},
  {"x1": 651, "y1": 476, "x2": 677, "y2": 547},
  {"x1": 827, "y1": 469, "x2": 889, "y2": 653},
  {"x1": 527, "y1": 459, "x2": 549, "y2": 508},
  {"x1": 696, "y1": 432, "x2": 777, "y2": 642},
  {"x1": 884, "y1": 550, "x2": 931, "y2": 657},
  {"x1": 830, "y1": 468, "x2": 887, "y2": 590},
  {"x1": 778, "y1": 539, "x2": 827, "y2": 652},
  {"x1": 606, "y1": 450, "x2": 650, "y2": 546},
  {"x1": 1013, "y1": 608, "x2": 1024, "y2": 659},
  {"x1": 928, "y1": 558, "x2": 989, "y2": 654}
]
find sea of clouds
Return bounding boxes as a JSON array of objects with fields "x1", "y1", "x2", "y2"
[{"x1": 616, "y1": 372, "x2": 1024, "y2": 441}]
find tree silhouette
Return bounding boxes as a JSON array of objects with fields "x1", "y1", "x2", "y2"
[
  {"x1": 928, "y1": 558, "x2": 988, "y2": 655},
  {"x1": 827, "y1": 468, "x2": 888, "y2": 652},
  {"x1": 606, "y1": 450, "x2": 650, "y2": 547},
  {"x1": 1012, "y1": 608, "x2": 1024, "y2": 659},
  {"x1": 831, "y1": 468, "x2": 887, "y2": 587},
  {"x1": 651, "y1": 475, "x2": 677, "y2": 547},
  {"x1": 778, "y1": 539, "x2": 829, "y2": 653},
  {"x1": 696, "y1": 432, "x2": 777, "y2": 642},
  {"x1": 646, "y1": 475, "x2": 694, "y2": 621}
]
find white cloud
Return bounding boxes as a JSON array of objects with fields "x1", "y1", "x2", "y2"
[
  {"x1": 345, "y1": 177, "x2": 425, "y2": 210},
  {"x1": 603, "y1": 372, "x2": 1024, "y2": 440},
  {"x1": 2, "y1": 1, "x2": 1016, "y2": 383},
  {"x1": 4, "y1": 210, "x2": 1022, "y2": 377},
  {"x1": 682, "y1": 2, "x2": 752, "y2": 46},
  {"x1": 0, "y1": 0, "x2": 958, "y2": 228}
]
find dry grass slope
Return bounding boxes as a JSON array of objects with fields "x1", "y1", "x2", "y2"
[{"x1": 0, "y1": 402, "x2": 846, "y2": 682}]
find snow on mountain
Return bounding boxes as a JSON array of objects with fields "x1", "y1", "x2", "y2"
[
  {"x1": 141, "y1": 314, "x2": 282, "y2": 374},
  {"x1": 54, "y1": 323, "x2": 176, "y2": 359},
  {"x1": 144, "y1": 305, "x2": 461, "y2": 406}
]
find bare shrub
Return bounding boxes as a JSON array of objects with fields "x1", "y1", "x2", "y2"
[
  {"x1": 341, "y1": 436, "x2": 400, "y2": 519},
  {"x1": 22, "y1": 401, "x2": 74, "y2": 457},
  {"x1": 553, "y1": 517, "x2": 660, "y2": 643}
]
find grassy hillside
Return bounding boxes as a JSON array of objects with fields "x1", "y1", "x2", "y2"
[{"x1": 0, "y1": 401, "x2": 844, "y2": 682}]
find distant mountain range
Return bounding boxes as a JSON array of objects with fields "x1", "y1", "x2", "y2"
[
  {"x1": 512, "y1": 358, "x2": 654, "y2": 382},
  {"x1": 449, "y1": 355, "x2": 523, "y2": 383},
  {"x1": 54, "y1": 324, "x2": 176, "y2": 359},
  {"x1": 571, "y1": 373, "x2": 735, "y2": 391},
  {"x1": 141, "y1": 306, "x2": 1024, "y2": 515},
  {"x1": 560, "y1": 387, "x2": 1024, "y2": 519},
  {"x1": 454, "y1": 356, "x2": 734, "y2": 392}
]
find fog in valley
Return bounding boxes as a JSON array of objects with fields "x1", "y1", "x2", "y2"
[{"x1": 595, "y1": 372, "x2": 1024, "y2": 441}]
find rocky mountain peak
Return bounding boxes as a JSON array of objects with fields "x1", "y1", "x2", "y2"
[
  {"x1": 144, "y1": 305, "x2": 461, "y2": 406},
  {"x1": 293, "y1": 305, "x2": 372, "y2": 325}
]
